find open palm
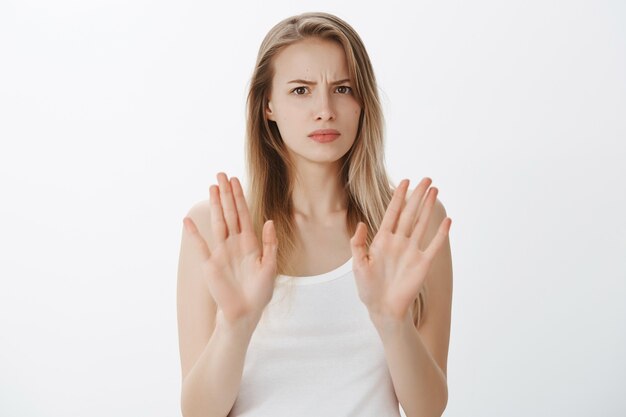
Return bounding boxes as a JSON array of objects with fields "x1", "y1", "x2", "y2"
[
  {"x1": 350, "y1": 178, "x2": 452, "y2": 321},
  {"x1": 183, "y1": 173, "x2": 278, "y2": 327}
]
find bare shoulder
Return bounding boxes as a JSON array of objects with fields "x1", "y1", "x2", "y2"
[
  {"x1": 424, "y1": 196, "x2": 447, "y2": 246},
  {"x1": 403, "y1": 188, "x2": 447, "y2": 248},
  {"x1": 185, "y1": 199, "x2": 215, "y2": 251}
]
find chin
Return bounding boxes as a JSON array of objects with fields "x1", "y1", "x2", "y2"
[
  {"x1": 307, "y1": 151, "x2": 352, "y2": 165},
  {"x1": 284, "y1": 138, "x2": 354, "y2": 165}
]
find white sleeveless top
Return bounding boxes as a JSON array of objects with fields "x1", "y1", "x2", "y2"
[{"x1": 228, "y1": 257, "x2": 402, "y2": 417}]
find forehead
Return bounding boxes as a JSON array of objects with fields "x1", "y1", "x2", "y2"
[{"x1": 272, "y1": 38, "x2": 350, "y2": 81}]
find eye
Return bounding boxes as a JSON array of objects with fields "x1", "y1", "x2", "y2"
[
  {"x1": 335, "y1": 86, "x2": 352, "y2": 94},
  {"x1": 292, "y1": 86, "x2": 309, "y2": 95}
]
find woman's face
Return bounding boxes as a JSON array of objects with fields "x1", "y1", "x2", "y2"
[{"x1": 266, "y1": 37, "x2": 362, "y2": 167}]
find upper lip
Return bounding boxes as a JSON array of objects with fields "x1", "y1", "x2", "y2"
[{"x1": 308, "y1": 129, "x2": 340, "y2": 136}]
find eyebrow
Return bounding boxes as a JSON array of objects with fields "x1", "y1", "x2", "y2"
[{"x1": 286, "y1": 78, "x2": 351, "y2": 85}]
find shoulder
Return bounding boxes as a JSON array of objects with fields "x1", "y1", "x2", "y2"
[
  {"x1": 187, "y1": 198, "x2": 211, "y2": 218},
  {"x1": 427, "y1": 197, "x2": 447, "y2": 240},
  {"x1": 404, "y1": 188, "x2": 447, "y2": 248},
  {"x1": 404, "y1": 186, "x2": 449, "y2": 269},
  {"x1": 421, "y1": 193, "x2": 447, "y2": 219},
  {"x1": 185, "y1": 199, "x2": 215, "y2": 250}
]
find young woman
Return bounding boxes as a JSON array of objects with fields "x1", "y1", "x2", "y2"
[{"x1": 177, "y1": 12, "x2": 453, "y2": 417}]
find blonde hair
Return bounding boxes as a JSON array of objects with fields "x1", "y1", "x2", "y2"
[{"x1": 245, "y1": 12, "x2": 427, "y2": 327}]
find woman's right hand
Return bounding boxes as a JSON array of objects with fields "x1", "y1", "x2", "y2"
[{"x1": 183, "y1": 172, "x2": 278, "y2": 332}]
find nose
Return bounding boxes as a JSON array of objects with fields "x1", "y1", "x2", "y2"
[{"x1": 314, "y1": 90, "x2": 336, "y2": 121}]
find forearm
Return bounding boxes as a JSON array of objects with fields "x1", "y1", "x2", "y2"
[
  {"x1": 181, "y1": 318, "x2": 254, "y2": 417},
  {"x1": 371, "y1": 312, "x2": 448, "y2": 417}
]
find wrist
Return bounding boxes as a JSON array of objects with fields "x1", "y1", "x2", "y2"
[
  {"x1": 368, "y1": 308, "x2": 414, "y2": 339},
  {"x1": 215, "y1": 309, "x2": 258, "y2": 341}
]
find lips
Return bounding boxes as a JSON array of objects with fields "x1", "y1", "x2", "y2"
[{"x1": 308, "y1": 129, "x2": 340, "y2": 143}]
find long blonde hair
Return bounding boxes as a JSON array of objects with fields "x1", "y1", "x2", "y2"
[{"x1": 245, "y1": 12, "x2": 427, "y2": 327}]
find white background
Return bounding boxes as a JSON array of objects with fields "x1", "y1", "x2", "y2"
[{"x1": 1, "y1": 1, "x2": 625, "y2": 416}]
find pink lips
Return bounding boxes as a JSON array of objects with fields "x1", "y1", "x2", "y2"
[{"x1": 308, "y1": 129, "x2": 340, "y2": 143}]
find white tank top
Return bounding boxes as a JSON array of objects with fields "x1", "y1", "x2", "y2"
[{"x1": 228, "y1": 257, "x2": 402, "y2": 417}]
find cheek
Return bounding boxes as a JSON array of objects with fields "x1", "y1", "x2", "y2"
[
  {"x1": 276, "y1": 102, "x2": 301, "y2": 121},
  {"x1": 352, "y1": 107, "x2": 362, "y2": 124},
  {"x1": 349, "y1": 98, "x2": 361, "y2": 115},
  {"x1": 274, "y1": 106, "x2": 302, "y2": 136},
  {"x1": 276, "y1": 111, "x2": 296, "y2": 129}
]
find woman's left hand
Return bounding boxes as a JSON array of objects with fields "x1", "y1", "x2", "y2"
[{"x1": 350, "y1": 178, "x2": 452, "y2": 324}]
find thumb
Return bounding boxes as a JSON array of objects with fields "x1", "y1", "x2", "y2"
[{"x1": 350, "y1": 222, "x2": 369, "y2": 268}]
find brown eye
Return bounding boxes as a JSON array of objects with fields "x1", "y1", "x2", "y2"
[
  {"x1": 293, "y1": 87, "x2": 308, "y2": 95},
  {"x1": 336, "y1": 86, "x2": 352, "y2": 94}
]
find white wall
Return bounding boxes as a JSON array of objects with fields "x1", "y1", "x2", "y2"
[{"x1": 1, "y1": 1, "x2": 624, "y2": 416}]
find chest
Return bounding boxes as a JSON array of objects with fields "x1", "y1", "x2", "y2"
[
  {"x1": 230, "y1": 275, "x2": 401, "y2": 417},
  {"x1": 289, "y1": 217, "x2": 353, "y2": 276}
]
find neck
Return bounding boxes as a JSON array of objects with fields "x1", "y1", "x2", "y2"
[{"x1": 290, "y1": 158, "x2": 347, "y2": 221}]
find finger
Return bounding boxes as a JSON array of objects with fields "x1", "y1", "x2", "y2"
[
  {"x1": 217, "y1": 172, "x2": 240, "y2": 235},
  {"x1": 183, "y1": 217, "x2": 212, "y2": 260},
  {"x1": 379, "y1": 179, "x2": 409, "y2": 233},
  {"x1": 261, "y1": 220, "x2": 278, "y2": 270},
  {"x1": 230, "y1": 177, "x2": 253, "y2": 233},
  {"x1": 350, "y1": 222, "x2": 369, "y2": 268},
  {"x1": 395, "y1": 177, "x2": 432, "y2": 237},
  {"x1": 424, "y1": 217, "x2": 452, "y2": 259},
  {"x1": 410, "y1": 187, "x2": 439, "y2": 246},
  {"x1": 209, "y1": 184, "x2": 227, "y2": 243}
]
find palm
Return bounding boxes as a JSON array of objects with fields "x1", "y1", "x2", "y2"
[
  {"x1": 204, "y1": 229, "x2": 275, "y2": 317},
  {"x1": 184, "y1": 173, "x2": 278, "y2": 326},
  {"x1": 350, "y1": 178, "x2": 451, "y2": 321}
]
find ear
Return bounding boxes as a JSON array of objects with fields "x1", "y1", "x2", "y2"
[{"x1": 265, "y1": 100, "x2": 275, "y2": 121}]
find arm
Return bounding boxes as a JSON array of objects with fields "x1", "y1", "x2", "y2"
[
  {"x1": 177, "y1": 201, "x2": 254, "y2": 417},
  {"x1": 180, "y1": 314, "x2": 254, "y2": 417},
  {"x1": 371, "y1": 198, "x2": 453, "y2": 417},
  {"x1": 178, "y1": 173, "x2": 278, "y2": 417}
]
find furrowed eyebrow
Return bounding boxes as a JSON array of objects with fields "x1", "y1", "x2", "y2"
[{"x1": 286, "y1": 78, "x2": 351, "y2": 85}]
